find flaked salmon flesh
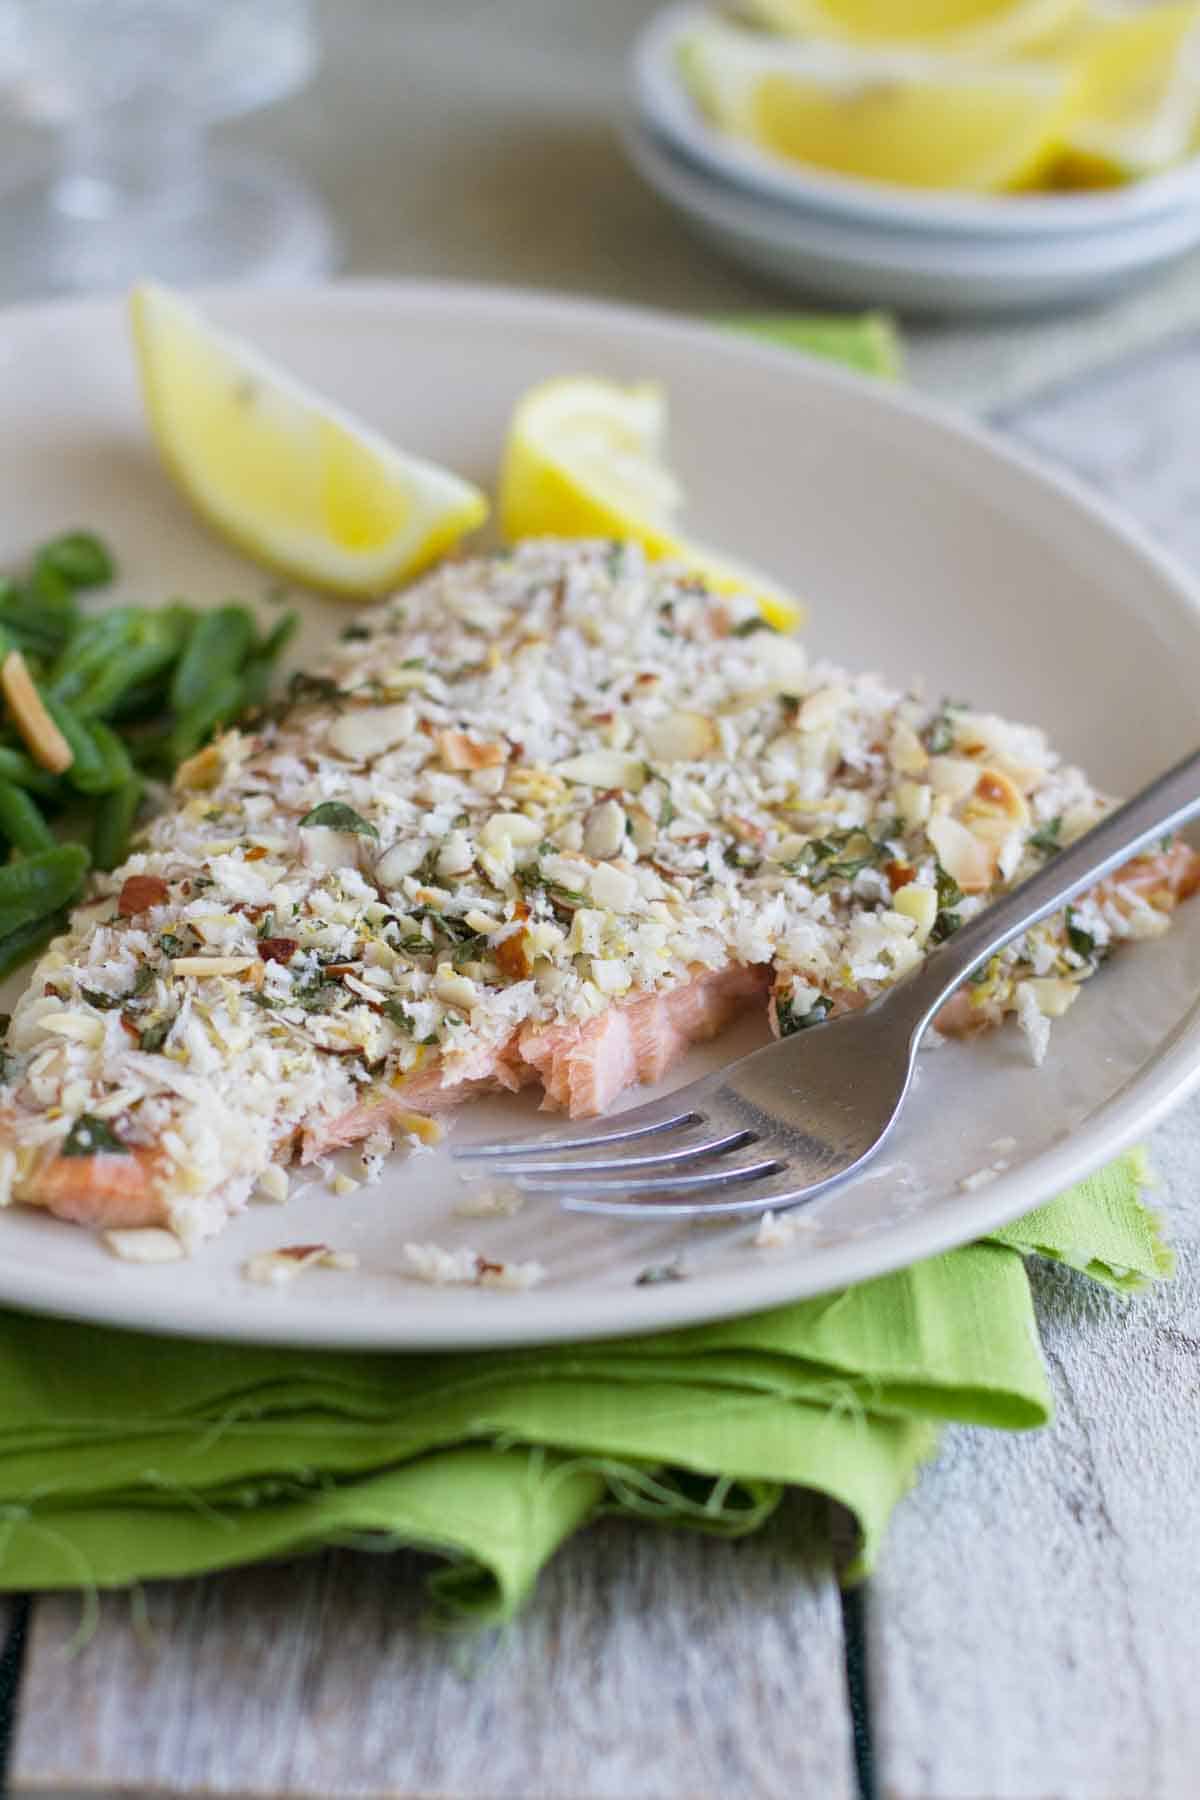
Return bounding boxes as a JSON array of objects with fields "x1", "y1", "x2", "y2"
[{"x1": 0, "y1": 539, "x2": 1195, "y2": 1244}]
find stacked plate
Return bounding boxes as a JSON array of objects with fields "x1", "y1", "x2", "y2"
[{"x1": 628, "y1": 3, "x2": 1200, "y2": 315}]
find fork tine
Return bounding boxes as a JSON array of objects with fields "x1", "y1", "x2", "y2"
[
  {"x1": 453, "y1": 1107, "x2": 705, "y2": 1161},
  {"x1": 515, "y1": 1154, "x2": 786, "y2": 1196},
  {"x1": 468, "y1": 1128, "x2": 757, "y2": 1178}
]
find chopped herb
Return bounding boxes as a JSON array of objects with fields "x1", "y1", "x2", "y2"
[
  {"x1": 1066, "y1": 907, "x2": 1096, "y2": 960},
  {"x1": 137, "y1": 1016, "x2": 173, "y2": 1054},
  {"x1": 298, "y1": 802, "x2": 379, "y2": 838},
  {"x1": 381, "y1": 999, "x2": 413, "y2": 1030},
  {"x1": 80, "y1": 987, "x2": 123, "y2": 1011},
  {"x1": 731, "y1": 616, "x2": 777, "y2": 638},
  {"x1": 545, "y1": 879, "x2": 588, "y2": 907},
  {"x1": 339, "y1": 624, "x2": 371, "y2": 642},
  {"x1": 782, "y1": 827, "x2": 890, "y2": 887},
  {"x1": 451, "y1": 933, "x2": 490, "y2": 967},
  {"x1": 131, "y1": 964, "x2": 155, "y2": 997},
  {"x1": 399, "y1": 656, "x2": 426, "y2": 670},
  {"x1": 61, "y1": 1114, "x2": 129, "y2": 1157},
  {"x1": 605, "y1": 541, "x2": 626, "y2": 578},
  {"x1": 1029, "y1": 817, "x2": 1062, "y2": 856},
  {"x1": 724, "y1": 842, "x2": 761, "y2": 872},
  {"x1": 929, "y1": 863, "x2": 963, "y2": 944},
  {"x1": 158, "y1": 930, "x2": 193, "y2": 958},
  {"x1": 288, "y1": 671, "x2": 342, "y2": 707},
  {"x1": 256, "y1": 911, "x2": 276, "y2": 941},
  {"x1": 776, "y1": 993, "x2": 833, "y2": 1036},
  {"x1": 292, "y1": 975, "x2": 340, "y2": 1013},
  {"x1": 399, "y1": 933, "x2": 433, "y2": 957},
  {"x1": 635, "y1": 1261, "x2": 686, "y2": 1285},
  {"x1": 923, "y1": 699, "x2": 967, "y2": 756}
]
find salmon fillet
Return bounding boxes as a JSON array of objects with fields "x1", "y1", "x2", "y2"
[{"x1": 0, "y1": 539, "x2": 1194, "y2": 1245}]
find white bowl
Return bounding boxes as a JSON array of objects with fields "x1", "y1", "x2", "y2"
[
  {"x1": 635, "y1": 1, "x2": 1200, "y2": 242},
  {"x1": 627, "y1": 118, "x2": 1200, "y2": 315}
]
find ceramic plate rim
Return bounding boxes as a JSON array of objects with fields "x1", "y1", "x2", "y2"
[
  {"x1": 633, "y1": 2, "x2": 1200, "y2": 239},
  {"x1": 0, "y1": 277, "x2": 1197, "y2": 1350}
]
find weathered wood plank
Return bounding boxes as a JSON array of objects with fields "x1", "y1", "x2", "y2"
[
  {"x1": 867, "y1": 1096, "x2": 1200, "y2": 1800},
  {"x1": 10, "y1": 1493, "x2": 855, "y2": 1800}
]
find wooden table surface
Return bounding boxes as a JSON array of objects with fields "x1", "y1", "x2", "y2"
[{"x1": 3, "y1": 6, "x2": 1200, "y2": 1797}]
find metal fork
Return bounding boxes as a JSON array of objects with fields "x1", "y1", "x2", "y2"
[{"x1": 454, "y1": 747, "x2": 1200, "y2": 1220}]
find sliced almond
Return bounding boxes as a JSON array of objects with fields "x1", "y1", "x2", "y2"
[
  {"x1": 961, "y1": 766, "x2": 1030, "y2": 832},
  {"x1": 927, "y1": 756, "x2": 980, "y2": 803},
  {"x1": 797, "y1": 686, "x2": 846, "y2": 733},
  {"x1": 582, "y1": 798, "x2": 626, "y2": 860},
  {"x1": 749, "y1": 635, "x2": 808, "y2": 694},
  {"x1": 174, "y1": 742, "x2": 223, "y2": 791},
  {"x1": 436, "y1": 730, "x2": 507, "y2": 771},
  {"x1": 889, "y1": 719, "x2": 929, "y2": 776},
  {"x1": 2, "y1": 650, "x2": 72, "y2": 773},
  {"x1": 590, "y1": 957, "x2": 631, "y2": 996},
  {"x1": 1025, "y1": 976, "x2": 1080, "y2": 1019},
  {"x1": 327, "y1": 703, "x2": 415, "y2": 762},
  {"x1": 300, "y1": 827, "x2": 362, "y2": 873},
  {"x1": 495, "y1": 927, "x2": 534, "y2": 980},
  {"x1": 171, "y1": 956, "x2": 257, "y2": 978},
  {"x1": 589, "y1": 862, "x2": 639, "y2": 911},
  {"x1": 435, "y1": 830, "x2": 475, "y2": 879},
  {"x1": 643, "y1": 710, "x2": 717, "y2": 764},
  {"x1": 103, "y1": 1227, "x2": 185, "y2": 1264},
  {"x1": 626, "y1": 805, "x2": 658, "y2": 853},
  {"x1": 555, "y1": 749, "x2": 648, "y2": 791},
  {"x1": 892, "y1": 882, "x2": 938, "y2": 944},
  {"x1": 893, "y1": 779, "x2": 932, "y2": 829},
  {"x1": 375, "y1": 837, "x2": 431, "y2": 886},
  {"x1": 927, "y1": 814, "x2": 996, "y2": 893},
  {"x1": 479, "y1": 812, "x2": 542, "y2": 851}
]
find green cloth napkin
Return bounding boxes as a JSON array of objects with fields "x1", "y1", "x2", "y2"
[
  {"x1": 0, "y1": 314, "x2": 1171, "y2": 1623},
  {"x1": 0, "y1": 1150, "x2": 1166, "y2": 1622}
]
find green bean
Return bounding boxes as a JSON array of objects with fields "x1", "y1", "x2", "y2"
[
  {"x1": 41, "y1": 697, "x2": 115, "y2": 794},
  {"x1": 34, "y1": 531, "x2": 115, "y2": 591},
  {"x1": 258, "y1": 609, "x2": 299, "y2": 662},
  {"x1": 0, "y1": 908, "x2": 71, "y2": 980},
  {"x1": 108, "y1": 675, "x2": 170, "y2": 724},
  {"x1": 237, "y1": 656, "x2": 272, "y2": 715},
  {"x1": 91, "y1": 776, "x2": 143, "y2": 872},
  {"x1": 0, "y1": 844, "x2": 89, "y2": 938},
  {"x1": 75, "y1": 606, "x2": 194, "y2": 719},
  {"x1": 0, "y1": 783, "x2": 54, "y2": 855},
  {"x1": 87, "y1": 720, "x2": 135, "y2": 792},
  {"x1": 167, "y1": 669, "x2": 242, "y2": 766},
  {"x1": 0, "y1": 607, "x2": 69, "y2": 659},
  {"x1": 48, "y1": 607, "x2": 144, "y2": 706},
  {"x1": 0, "y1": 578, "x2": 21, "y2": 609},
  {"x1": 169, "y1": 604, "x2": 256, "y2": 713},
  {"x1": 0, "y1": 747, "x2": 62, "y2": 800},
  {"x1": 28, "y1": 559, "x2": 77, "y2": 614}
]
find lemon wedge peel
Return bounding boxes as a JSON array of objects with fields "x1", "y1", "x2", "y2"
[
  {"x1": 130, "y1": 282, "x2": 488, "y2": 598},
  {"x1": 1054, "y1": 4, "x2": 1200, "y2": 185},
  {"x1": 499, "y1": 376, "x2": 805, "y2": 634},
  {"x1": 682, "y1": 22, "x2": 1086, "y2": 194}
]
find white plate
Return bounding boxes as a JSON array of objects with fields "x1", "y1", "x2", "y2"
[
  {"x1": 0, "y1": 280, "x2": 1197, "y2": 1350},
  {"x1": 634, "y1": 2, "x2": 1200, "y2": 240},
  {"x1": 626, "y1": 120, "x2": 1200, "y2": 315}
]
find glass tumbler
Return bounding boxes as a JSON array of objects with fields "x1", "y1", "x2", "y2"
[{"x1": 0, "y1": 0, "x2": 338, "y2": 300}]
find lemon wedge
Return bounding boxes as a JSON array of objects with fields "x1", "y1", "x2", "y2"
[
  {"x1": 1051, "y1": 4, "x2": 1200, "y2": 185},
  {"x1": 681, "y1": 21, "x2": 1082, "y2": 192},
  {"x1": 498, "y1": 376, "x2": 804, "y2": 632},
  {"x1": 129, "y1": 282, "x2": 488, "y2": 597},
  {"x1": 736, "y1": 0, "x2": 1083, "y2": 56}
]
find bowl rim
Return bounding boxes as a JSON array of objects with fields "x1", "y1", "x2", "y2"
[
  {"x1": 626, "y1": 114, "x2": 1200, "y2": 283},
  {"x1": 634, "y1": 1, "x2": 1200, "y2": 239}
]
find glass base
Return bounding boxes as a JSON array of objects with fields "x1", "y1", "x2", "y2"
[{"x1": 0, "y1": 145, "x2": 340, "y2": 301}]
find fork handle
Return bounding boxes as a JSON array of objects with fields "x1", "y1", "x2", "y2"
[{"x1": 902, "y1": 744, "x2": 1200, "y2": 1037}]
